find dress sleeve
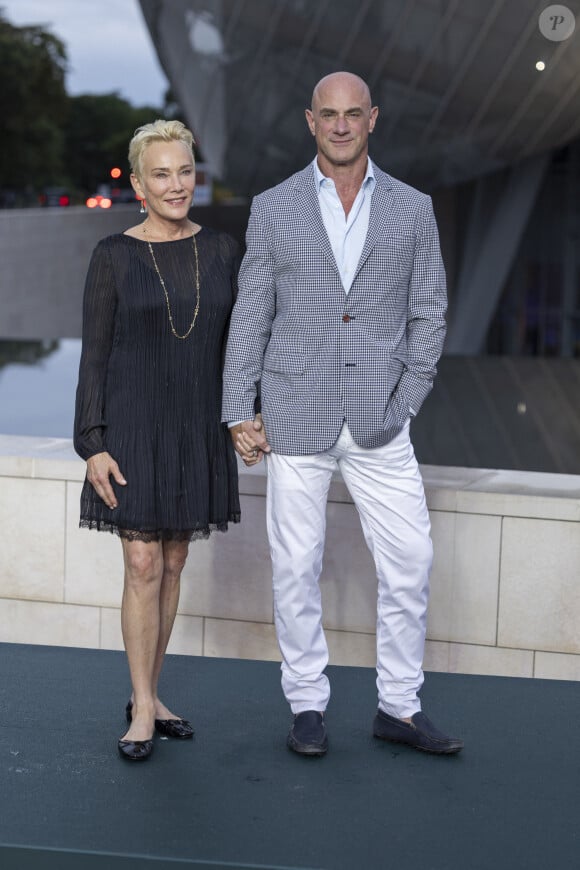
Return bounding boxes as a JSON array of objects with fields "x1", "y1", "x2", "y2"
[
  {"x1": 218, "y1": 234, "x2": 239, "y2": 371},
  {"x1": 73, "y1": 240, "x2": 118, "y2": 460},
  {"x1": 223, "y1": 230, "x2": 241, "y2": 303}
]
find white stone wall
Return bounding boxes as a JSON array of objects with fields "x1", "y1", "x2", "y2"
[{"x1": 1, "y1": 434, "x2": 580, "y2": 681}]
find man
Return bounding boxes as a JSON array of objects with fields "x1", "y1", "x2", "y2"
[{"x1": 222, "y1": 72, "x2": 463, "y2": 757}]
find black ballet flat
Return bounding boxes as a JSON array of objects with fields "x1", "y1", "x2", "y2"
[
  {"x1": 126, "y1": 700, "x2": 194, "y2": 740},
  {"x1": 154, "y1": 717, "x2": 194, "y2": 740},
  {"x1": 117, "y1": 737, "x2": 154, "y2": 761}
]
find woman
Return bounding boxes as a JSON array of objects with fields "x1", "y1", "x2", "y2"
[{"x1": 74, "y1": 120, "x2": 240, "y2": 761}]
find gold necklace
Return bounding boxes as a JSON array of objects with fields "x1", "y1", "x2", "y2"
[{"x1": 143, "y1": 225, "x2": 200, "y2": 339}]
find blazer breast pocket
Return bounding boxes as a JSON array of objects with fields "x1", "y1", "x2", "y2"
[{"x1": 370, "y1": 233, "x2": 415, "y2": 287}]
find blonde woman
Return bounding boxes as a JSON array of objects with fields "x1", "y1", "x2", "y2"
[{"x1": 74, "y1": 120, "x2": 241, "y2": 761}]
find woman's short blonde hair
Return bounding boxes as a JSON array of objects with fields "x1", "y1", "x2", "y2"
[{"x1": 128, "y1": 119, "x2": 195, "y2": 179}]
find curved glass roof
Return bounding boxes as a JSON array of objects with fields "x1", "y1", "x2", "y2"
[{"x1": 139, "y1": 0, "x2": 580, "y2": 195}]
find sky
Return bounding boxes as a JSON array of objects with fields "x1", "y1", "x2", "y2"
[{"x1": 1, "y1": 0, "x2": 169, "y2": 107}]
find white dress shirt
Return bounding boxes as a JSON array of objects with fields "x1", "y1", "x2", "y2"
[{"x1": 313, "y1": 157, "x2": 375, "y2": 294}]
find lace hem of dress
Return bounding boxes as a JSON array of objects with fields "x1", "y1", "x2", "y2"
[{"x1": 79, "y1": 514, "x2": 241, "y2": 542}]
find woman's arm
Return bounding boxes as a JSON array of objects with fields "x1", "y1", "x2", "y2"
[
  {"x1": 73, "y1": 240, "x2": 118, "y2": 460},
  {"x1": 74, "y1": 240, "x2": 126, "y2": 508}
]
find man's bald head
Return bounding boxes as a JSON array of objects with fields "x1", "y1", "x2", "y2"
[
  {"x1": 305, "y1": 71, "x2": 378, "y2": 174},
  {"x1": 311, "y1": 72, "x2": 372, "y2": 113}
]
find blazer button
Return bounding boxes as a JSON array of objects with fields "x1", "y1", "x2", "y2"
[{"x1": 342, "y1": 314, "x2": 351, "y2": 323}]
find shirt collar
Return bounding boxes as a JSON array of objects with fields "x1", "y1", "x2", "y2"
[{"x1": 313, "y1": 156, "x2": 375, "y2": 192}]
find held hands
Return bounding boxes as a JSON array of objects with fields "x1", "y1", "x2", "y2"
[
  {"x1": 86, "y1": 451, "x2": 127, "y2": 509},
  {"x1": 230, "y1": 413, "x2": 271, "y2": 466}
]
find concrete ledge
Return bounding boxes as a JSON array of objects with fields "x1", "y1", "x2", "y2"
[{"x1": 1, "y1": 434, "x2": 580, "y2": 681}]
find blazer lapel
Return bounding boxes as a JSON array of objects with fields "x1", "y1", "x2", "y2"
[
  {"x1": 292, "y1": 163, "x2": 397, "y2": 286},
  {"x1": 294, "y1": 166, "x2": 341, "y2": 276},
  {"x1": 352, "y1": 167, "x2": 395, "y2": 282}
]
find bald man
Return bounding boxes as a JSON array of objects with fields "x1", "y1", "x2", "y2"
[{"x1": 223, "y1": 72, "x2": 463, "y2": 757}]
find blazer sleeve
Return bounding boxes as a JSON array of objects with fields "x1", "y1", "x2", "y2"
[
  {"x1": 73, "y1": 240, "x2": 118, "y2": 460},
  {"x1": 221, "y1": 196, "x2": 275, "y2": 422},
  {"x1": 392, "y1": 196, "x2": 447, "y2": 418}
]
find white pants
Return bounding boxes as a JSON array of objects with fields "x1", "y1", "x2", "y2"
[{"x1": 266, "y1": 421, "x2": 432, "y2": 720}]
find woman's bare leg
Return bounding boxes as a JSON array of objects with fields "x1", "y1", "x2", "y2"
[
  {"x1": 151, "y1": 539, "x2": 190, "y2": 719},
  {"x1": 120, "y1": 537, "x2": 164, "y2": 742}
]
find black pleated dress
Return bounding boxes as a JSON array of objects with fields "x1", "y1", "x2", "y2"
[{"x1": 73, "y1": 228, "x2": 241, "y2": 542}]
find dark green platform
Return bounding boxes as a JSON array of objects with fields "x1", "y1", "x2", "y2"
[{"x1": 0, "y1": 643, "x2": 578, "y2": 869}]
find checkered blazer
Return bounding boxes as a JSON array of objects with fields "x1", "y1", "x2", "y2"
[{"x1": 222, "y1": 161, "x2": 447, "y2": 454}]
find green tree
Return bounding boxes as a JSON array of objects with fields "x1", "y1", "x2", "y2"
[
  {"x1": 0, "y1": 9, "x2": 184, "y2": 203},
  {"x1": 63, "y1": 93, "x2": 164, "y2": 194},
  {"x1": 0, "y1": 10, "x2": 68, "y2": 193}
]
